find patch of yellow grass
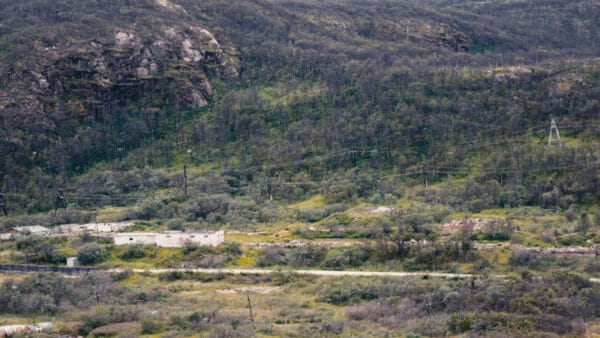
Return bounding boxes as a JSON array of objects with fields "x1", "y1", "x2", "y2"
[
  {"x1": 289, "y1": 194, "x2": 326, "y2": 209},
  {"x1": 96, "y1": 206, "x2": 131, "y2": 222},
  {"x1": 259, "y1": 82, "x2": 325, "y2": 106},
  {"x1": 236, "y1": 255, "x2": 256, "y2": 268}
]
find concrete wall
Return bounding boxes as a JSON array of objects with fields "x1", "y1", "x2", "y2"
[
  {"x1": 60, "y1": 221, "x2": 134, "y2": 235},
  {"x1": 0, "y1": 231, "x2": 17, "y2": 240},
  {"x1": 1, "y1": 227, "x2": 51, "y2": 240},
  {"x1": 155, "y1": 231, "x2": 224, "y2": 247},
  {"x1": 113, "y1": 231, "x2": 224, "y2": 248},
  {"x1": 114, "y1": 233, "x2": 156, "y2": 246}
]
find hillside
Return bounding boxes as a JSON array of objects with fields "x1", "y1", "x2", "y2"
[
  {"x1": 0, "y1": 0, "x2": 598, "y2": 216},
  {"x1": 2, "y1": 0, "x2": 600, "y2": 336}
]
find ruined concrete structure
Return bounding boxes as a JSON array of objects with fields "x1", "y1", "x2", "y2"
[
  {"x1": 0, "y1": 225, "x2": 51, "y2": 240},
  {"x1": 59, "y1": 221, "x2": 134, "y2": 235},
  {"x1": 113, "y1": 230, "x2": 224, "y2": 248}
]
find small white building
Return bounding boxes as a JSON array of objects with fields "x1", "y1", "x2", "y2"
[
  {"x1": 114, "y1": 232, "x2": 156, "y2": 246},
  {"x1": 0, "y1": 225, "x2": 52, "y2": 240},
  {"x1": 113, "y1": 230, "x2": 224, "y2": 248},
  {"x1": 66, "y1": 257, "x2": 78, "y2": 267}
]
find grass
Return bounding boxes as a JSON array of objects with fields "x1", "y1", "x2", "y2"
[
  {"x1": 258, "y1": 81, "x2": 325, "y2": 106},
  {"x1": 235, "y1": 253, "x2": 256, "y2": 267},
  {"x1": 96, "y1": 206, "x2": 134, "y2": 222},
  {"x1": 288, "y1": 194, "x2": 326, "y2": 209}
]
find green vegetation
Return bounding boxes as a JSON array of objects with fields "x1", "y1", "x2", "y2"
[
  {"x1": 1, "y1": 270, "x2": 599, "y2": 336},
  {"x1": 0, "y1": 0, "x2": 600, "y2": 335}
]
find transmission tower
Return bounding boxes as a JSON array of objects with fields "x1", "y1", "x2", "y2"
[
  {"x1": 54, "y1": 188, "x2": 67, "y2": 216},
  {"x1": 548, "y1": 119, "x2": 563, "y2": 146}
]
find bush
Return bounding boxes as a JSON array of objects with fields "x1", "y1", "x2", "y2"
[
  {"x1": 16, "y1": 236, "x2": 66, "y2": 265},
  {"x1": 584, "y1": 259, "x2": 600, "y2": 274},
  {"x1": 508, "y1": 250, "x2": 553, "y2": 270},
  {"x1": 119, "y1": 245, "x2": 147, "y2": 260},
  {"x1": 136, "y1": 197, "x2": 164, "y2": 220},
  {"x1": 316, "y1": 279, "x2": 377, "y2": 305},
  {"x1": 79, "y1": 306, "x2": 140, "y2": 335},
  {"x1": 256, "y1": 246, "x2": 288, "y2": 267},
  {"x1": 111, "y1": 269, "x2": 132, "y2": 281},
  {"x1": 320, "y1": 247, "x2": 371, "y2": 269},
  {"x1": 447, "y1": 313, "x2": 473, "y2": 334},
  {"x1": 141, "y1": 315, "x2": 164, "y2": 334},
  {"x1": 288, "y1": 245, "x2": 326, "y2": 267},
  {"x1": 77, "y1": 243, "x2": 105, "y2": 265},
  {"x1": 295, "y1": 208, "x2": 328, "y2": 223}
]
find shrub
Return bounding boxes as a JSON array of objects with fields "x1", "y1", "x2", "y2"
[
  {"x1": 221, "y1": 242, "x2": 242, "y2": 256},
  {"x1": 288, "y1": 245, "x2": 326, "y2": 267},
  {"x1": 320, "y1": 247, "x2": 371, "y2": 269},
  {"x1": 447, "y1": 313, "x2": 473, "y2": 334},
  {"x1": 111, "y1": 269, "x2": 132, "y2": 281},
  {"x1": 141, "y1": 315, "x2": 164, "y2": 334},
  {"x1": 256, "y1": 246, "x2": 288, "y2": 267},
  {"x1": 508, "y1": 250, "x2": 553, "y2": 270},
  {"x1": 77, "y1": 243, "x2": 105, "y2": 265},
  {"x1": 119, "y1": 245, "x2": 147, "y2": 260},
  {"x1": 79, "y1": 306, "x2": 140, "y2": 335},
  {"x1": 584, "y1": 259, "x2": 600, "y2": 274},
  {"x1": 16, "y1": 236, "x2": 66, "y2": 264},
  {"x1": 316, "y1": 279, "x2": 377, "y2": 305}
]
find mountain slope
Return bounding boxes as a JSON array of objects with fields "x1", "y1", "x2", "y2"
[{"x1": 0, "y1": 0, "x2": 599, "y2": 218}]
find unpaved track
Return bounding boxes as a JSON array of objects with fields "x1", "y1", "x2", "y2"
[
  {"x1": 116, "y1": 267, "x2": 494, "y2": 279},
  {"x1": 113, "y1": 268, "x2": 600, "y2": 284}
]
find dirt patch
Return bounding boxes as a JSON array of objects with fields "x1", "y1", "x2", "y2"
[
  {"x1": 227, "y1": 231, "x2": 269, "y2": 236},
  {"x1": 354, "y1": 206, "x2": 395, "y2": 214},
  {"x1": 89, "y1": 322, "x2": 140, "y2": 337}
]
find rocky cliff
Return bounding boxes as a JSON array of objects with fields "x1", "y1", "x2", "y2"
[
  {"x1": 0, "y1": 0, "x2": 238, "y2": 181},
  {"x1": 1, "y1": 22, "x2": 237, "y2": 123}
]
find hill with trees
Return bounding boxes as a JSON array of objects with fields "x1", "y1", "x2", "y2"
[
  {"x1": 0, "y1": 0, "x2": 598, "y2": 217},
  {"x1": 2, "y1": 0, "x2": 600, "y2": 336}
]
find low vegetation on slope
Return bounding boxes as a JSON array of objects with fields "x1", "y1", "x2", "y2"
[{"x1": 1, "y1": 1, "x2": 600, "y2": 335}]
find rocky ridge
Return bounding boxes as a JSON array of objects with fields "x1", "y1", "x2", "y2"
[{"x1": 1, "y1": 22, "x2": 237, "y2": 121}]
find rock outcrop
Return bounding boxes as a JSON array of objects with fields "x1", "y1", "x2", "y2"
[
  {"x1": 1, "y1": 22, "x2": 237, "y2": 122},
  {"x1": 0, "y1": 8, "x2": 239, "y2": 178}
]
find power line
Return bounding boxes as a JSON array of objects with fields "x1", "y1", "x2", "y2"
[
  {"x1": 1, "y1": 121, "x2": 598, "y2": 206},
  {"x1": 223, "y1": 121, "x2": 593, "y2": 175}
]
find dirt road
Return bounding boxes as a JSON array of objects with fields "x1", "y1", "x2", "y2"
[{"x1": 118, "y1": 267, "x2": 493, "y2": 279}]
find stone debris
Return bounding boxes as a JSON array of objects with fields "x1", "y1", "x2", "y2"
[
  {"x1": 373, "y1": 206, "x2": 393, "y2": 213},
  {"x1": 514, "y1": 245, "x2": 598, "y2": 256},
  {"x1": 544, "y1": 246, "x2": 597, "y2": 256},
  {"x1": 437, "y1": 218, "x2": 489, "y2": 233},
  {"x1": 216, "y1": 286, "x2": 280, "y2": 295},
  {"x1": 0, "y1": 323, "x2": 53, "y2": 337}
]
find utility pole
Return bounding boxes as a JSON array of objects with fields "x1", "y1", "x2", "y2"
[
  {"x1": 184, "y1": 149, "x2": 191, "y2": 198},
  {"x1": 0, "y1": 189, "x2": 7, "y2": 216},
  {"x1": 95, "y1": 218, "x2": 100, "y2": 241},
  {"x1": 183, "y1": 163, "x2": 188, "y2": 198},
  {"x1": 267, "y1": 175, "x2": 273, "y2": 201},
  {"x1": 548, "y1": 118, "x2": 562, "y2": 146},
  {"x1": 426, "y1": 300, "x2": 433, "y2": 335},
  {"x1": 246, "y1": 293, "x2": 256, "y2": 331},
  {"x1": 422, "y1": 162, "x2": 429, "y2": 189},
  {"x1": 54, "y1": 188, "x2": 67, "y2": 216}
]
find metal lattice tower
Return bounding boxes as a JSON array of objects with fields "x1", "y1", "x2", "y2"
[
  {"x1": 548, "y1": 119, "x2": 562, "y2": 146},
  {"x1": 54, "y1": 188, "x2": 67, "y2": 215}
]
